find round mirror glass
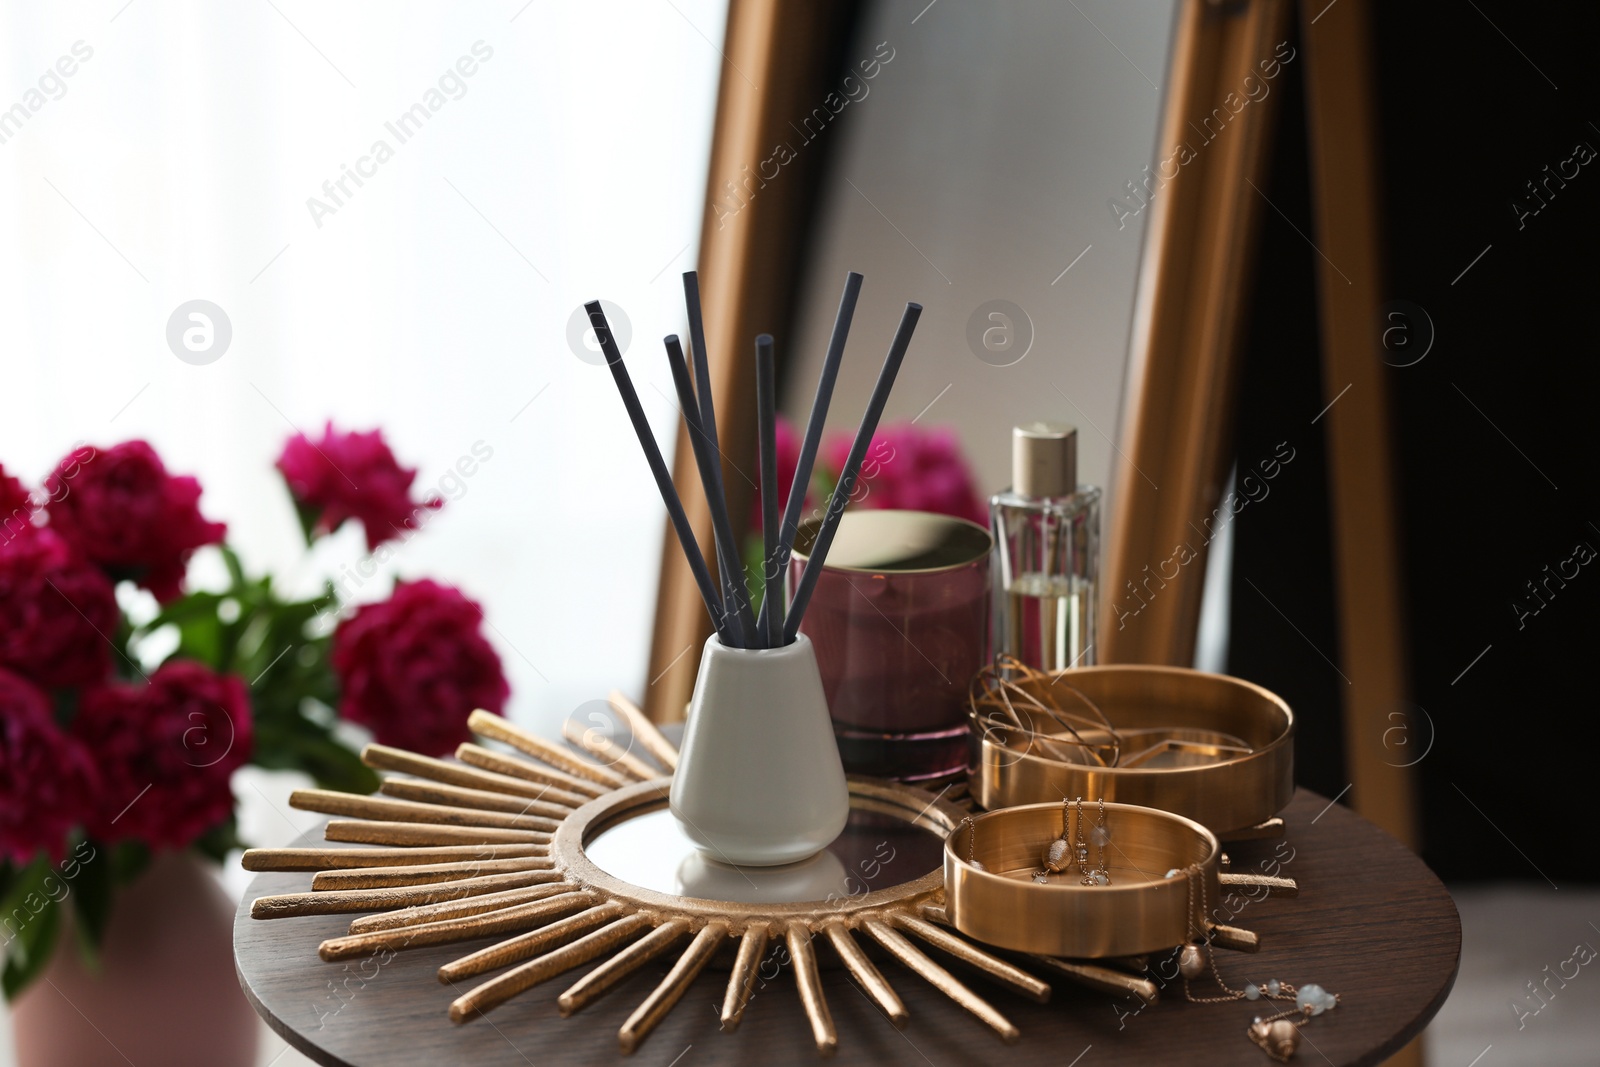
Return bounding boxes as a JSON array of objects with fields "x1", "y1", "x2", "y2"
[{"x1": 584, "y1": 802, "x2": 945, "y2": 905}]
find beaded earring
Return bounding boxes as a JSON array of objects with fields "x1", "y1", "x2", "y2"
[{"x1": 1035, "y1": 798, "x2": 1072, "y2": 883}]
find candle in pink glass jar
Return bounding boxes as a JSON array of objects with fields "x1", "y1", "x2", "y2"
[{"x1": 787, "y1": 509, "x2": 991, "y2": 782}]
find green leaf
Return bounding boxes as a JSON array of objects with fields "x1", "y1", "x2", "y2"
[
  {"x1": 138, "y1": 591, "x2": 227, "y2": 633},
  {"x1": 813, "y1": 467, "x2": 839, "y2": 513},
  {"x1": 0, "y1": 857, "x2": 45, "y2": 941},
  {"x1": 292, "y1": 499, "x2": 326, "y2": 547},
  {"x1": 0, "y1": 858, "x2": 60, "y2": 1001},
  {"x1": 220, "y1": 543, "x2": 247, "y2": 590},
  {"x1": 303, "y1": 739, "x2": 379, "y2": 795},
  {"x1": 743, "y1": 533, "x2": 769, "y2": 616},
  {"x1": 132, "y1": 593, "x2": 231, "y2": 671},
  {"x1": 253, "y1": 717, "x2": 377, "y2": 794},
  {"x1": 109, "y1": 841, "x2": 150, "y2": 885},
  {"x1": 174, "y1": 613, "x2": 224, "y2": 668},
  {"x1": 69, "y1": 841, "x2": 114, "y2": 959},
  {"x1": 248, "y1": 632, "x2": 338, "y2": 734},
  {"x1": 111, "y1": 612, "x2": 143, "y2": 684},
  {"x1": 2, "y1": 902, "x2": 59, "y2": 1000},
  {"x1": 227, "y1": 606, "x2": 272, "y2": 676}
]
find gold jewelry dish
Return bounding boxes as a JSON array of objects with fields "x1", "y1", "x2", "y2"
[
  {"x1": 969, "y1": 661, "x2": 1294, "y2": 836},
  {"x1": 241, "y1": 697, "x2": 1168, "y2": 1055},
  {"x1": 945, "y1": 800, "x2": 1225, "y2": 958}
]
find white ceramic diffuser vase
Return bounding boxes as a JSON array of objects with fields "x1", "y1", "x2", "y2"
[{"x1": 669, "y1": 633, "x2": 849, "y2": 867}]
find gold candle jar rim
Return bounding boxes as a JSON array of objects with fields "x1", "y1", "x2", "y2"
[
  {"x1": 969, "y1": 664, "x2": 1295, "y2": 836},
  {"x1": 943, "y1": 800, "x2": 1221, "y2": 959},
  {"x1": 791, "y1": 509, "x2": 992, "y2": 575}
]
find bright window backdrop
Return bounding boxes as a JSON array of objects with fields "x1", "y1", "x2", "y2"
[{"x1": 0, "y1": 0, "x2": 727, "y2": 738}]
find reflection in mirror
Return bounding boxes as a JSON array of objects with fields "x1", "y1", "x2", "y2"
[
  {"x1": 584, "y1": 804, "x2": 945, "y2": 904},
  {"x1": 676, "y1": 848, "x2": 849, "y2": 904},
  {"x1": 785, "y1": 0, "x2": 1178, "y2": 526}
]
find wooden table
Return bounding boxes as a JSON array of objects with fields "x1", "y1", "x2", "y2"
[{"x1": 235, "y1": 789, "x2": 1459, "y2": 1066}]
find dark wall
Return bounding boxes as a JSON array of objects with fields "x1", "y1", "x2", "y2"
[{"x1": 1229, "y1": 1, "x2": 1600, "y2": 884}]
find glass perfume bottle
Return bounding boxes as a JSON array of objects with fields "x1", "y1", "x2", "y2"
[{"x1": 990, "y1": 423, "x2": 1100, "y2": 671}]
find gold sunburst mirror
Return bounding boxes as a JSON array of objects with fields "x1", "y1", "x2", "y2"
[{"x1": 244, "y1": 695, "x2": 1273, "y2": 1055}]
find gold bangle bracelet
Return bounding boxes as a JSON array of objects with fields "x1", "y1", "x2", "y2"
[{"x1": 968, "y1": 664, "x2": 1294, "y2": 836}]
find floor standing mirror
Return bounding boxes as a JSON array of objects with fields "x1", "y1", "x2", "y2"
[{"x1": 646, "y1": 9, "x2": 1418, "y2": 1058}]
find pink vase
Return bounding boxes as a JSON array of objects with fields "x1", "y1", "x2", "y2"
[{"x1": 11, "y1": 851, "x2": 259, "y2": 1067}]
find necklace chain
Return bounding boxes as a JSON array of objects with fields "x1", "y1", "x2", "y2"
[{"x1": 1178, "y1": 863, "x2": 1332, "y2": 1049}]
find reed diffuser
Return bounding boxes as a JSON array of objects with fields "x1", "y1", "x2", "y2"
[{"x1": 586, "y1": 273, "x2": 920, "y2": 865}]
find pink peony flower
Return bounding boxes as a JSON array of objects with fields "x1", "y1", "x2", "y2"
[
  {"x1": 819, "y1": 423, "x2": 987, "y2": 527},
  {"x1": 277, "y1": 424, "x2": 442, "y2": 552},
  {"x1": 0, "y1": 668, "x2": 99, "y2": 864},
  {"x1": 331, "y1": 579, "x2": 508, "y2": 756},
  {"x1": 43, "y1": 442, "x2": 226, "y2": 603},
  {"x1": 0, "y1": 463, "x2": 29, "y2": 536},
  {"x1": 74, "y1": 661, "x2": 253, "y2": 851},
  {"x1": 0, "y1": 526, "x2": 119, "y2": 688}
]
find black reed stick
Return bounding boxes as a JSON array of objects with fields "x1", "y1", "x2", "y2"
[
  {"x1": 664, "y1": 335, "x2": 754, "y2": 646},
  {"x1": 754, "y1": 333, "x2": 780, "y2": 648},
  {"x1": 586, "y1": 302, "x2": 729, "y2": 642},
  {"x1": 771, "y1": 272, "x2": 862, "y2": 608},
  {"x1": 782, "y1": 302, "x2": 922, "y2": 645},
  {"x1": 682, "y1": 272, "x2": 758, "y2": 644}
]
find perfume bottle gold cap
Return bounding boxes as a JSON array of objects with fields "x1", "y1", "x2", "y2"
[{"x1": 1012, "y1": 422, "x2": 1077, "y2": 498}]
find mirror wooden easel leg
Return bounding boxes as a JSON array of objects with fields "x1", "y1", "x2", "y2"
[{"x1": 643, "y1": 0, "x2": 860, "y2": 722}]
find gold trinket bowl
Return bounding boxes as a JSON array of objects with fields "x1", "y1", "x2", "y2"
[
  {"x1": 945, "y1": 800, "x2": 1221, "y2": 958},
  {"x1": 969, "y1": 664, "x2": 1294, "y2": 835}
]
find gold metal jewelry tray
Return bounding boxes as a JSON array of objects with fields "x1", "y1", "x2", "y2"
[
  {"x1": 969, "y1": 664, "x2": 1294, "y2": 836},
  {"x1": 945, "y1": 800, "x2": 1221, "y2": 958}
]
